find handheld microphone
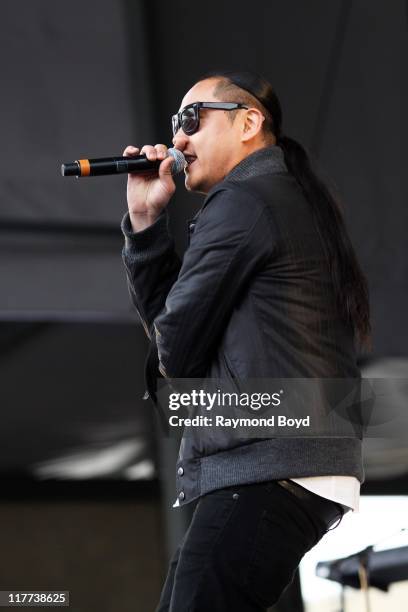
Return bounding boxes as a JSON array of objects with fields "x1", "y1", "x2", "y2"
[{"x1": 61, "y1": 148, "x2": 186, "y2": 178}]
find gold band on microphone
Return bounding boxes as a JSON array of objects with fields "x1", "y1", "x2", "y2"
[{"x1": 78, "y1": 159, "x2": 91, "y2": 177}]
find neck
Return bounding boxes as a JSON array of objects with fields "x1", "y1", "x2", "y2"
[{"x1": 233, "y1": 137, "x2": 277, "y2": 166}]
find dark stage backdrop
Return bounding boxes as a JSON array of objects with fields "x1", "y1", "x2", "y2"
[
  {"x1": 134, "y1": 0, "x2": 408, "y2": 359},
  {"x1": 0, "y1": 0, "x2": 407, "y2": 476},
  {"x1": 1, "y1": 0, "x2": 407, "y2": 351}
]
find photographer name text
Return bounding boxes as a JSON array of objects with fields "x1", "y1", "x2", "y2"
[{"x1": 168, "y1": 415, "x2": 310, "y2": 429}]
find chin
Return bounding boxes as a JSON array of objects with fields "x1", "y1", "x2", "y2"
[
  {"x1": 187, "y1": 168, "x2": 218, "y2": 194},
  {"x1": 184, "y1": 172, "x2": 206, "y2": 194}
]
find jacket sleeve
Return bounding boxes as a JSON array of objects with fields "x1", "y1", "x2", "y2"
[
  {"x1": 153, "y1": 187, "x2": 278, "y2": 379},
  {"x1": 121, "y1": 209, "x2": 181, "y2": 339}
]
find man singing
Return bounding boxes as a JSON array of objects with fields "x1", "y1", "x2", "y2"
[{"x1": 120, "y1": 71, "x2": 371, "y2": 611}]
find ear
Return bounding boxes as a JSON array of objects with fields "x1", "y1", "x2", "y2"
[{"x1": 240, "y1": 108, "x2": 265, "y2": 142}]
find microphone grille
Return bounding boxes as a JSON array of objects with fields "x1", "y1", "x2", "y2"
[{"x1": 168, "y1": 148, "x2": 186, "y2": 175}]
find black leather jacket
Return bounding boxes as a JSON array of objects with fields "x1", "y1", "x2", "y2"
[{"x1": 121, "y1": 145, "x2": 363, "y2": 507}]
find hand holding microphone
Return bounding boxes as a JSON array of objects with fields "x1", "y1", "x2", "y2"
[
  {"x1": 62, "y1": 144, "x2": 186, "y2": 232},
  {"x1": 124, "y1": 144, "x2": 182, "y2": 231}
]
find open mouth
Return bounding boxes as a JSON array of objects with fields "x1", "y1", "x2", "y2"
[{"x1": 184, "y1": 154, "x2": 197, "y2": 167}]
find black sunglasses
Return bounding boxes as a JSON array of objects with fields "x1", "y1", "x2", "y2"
[{"x1": 172, "y1": 102, "x2": 249, "y2": 137}]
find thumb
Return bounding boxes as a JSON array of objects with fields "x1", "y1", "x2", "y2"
[{"x1": 158, "y1": 155, "x2": 176, "y2": 191}]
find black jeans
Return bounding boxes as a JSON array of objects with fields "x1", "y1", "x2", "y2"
[{"x1": 156, "y1": 480, "x2": 345, "y2": 612}]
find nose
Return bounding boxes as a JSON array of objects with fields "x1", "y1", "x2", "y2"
[{"x1": 172, "y1": 129, "x2": 189, "y2": 150}]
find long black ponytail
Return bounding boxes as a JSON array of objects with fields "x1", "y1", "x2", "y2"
[{"x1": 200, "y1": 70, "x2": 371, "y2": 351}]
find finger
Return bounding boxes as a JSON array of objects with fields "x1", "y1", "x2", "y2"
[
  {"x1": 155, "y1": 144, "x2": 169, "y2": 160},
  {"x1": 140, "y1": 145, "x2": 158, "y2": 160},
  {"x1": 123, "y1": 145, "x2": 140, "y2": 157},
  {"x1": 158, "y1": 156, "x2": 176, "y2": 188}
]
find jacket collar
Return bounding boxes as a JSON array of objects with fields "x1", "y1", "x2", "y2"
[
  {"x1": 223, "y1": 144, "x2": 287, "y2": 183},
  {"x1": 188, "y1": 146, "x2": 288, "y2": 224},
  {"x1": 197, "y1": 145, "x2": 287, "y2": 217}
]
